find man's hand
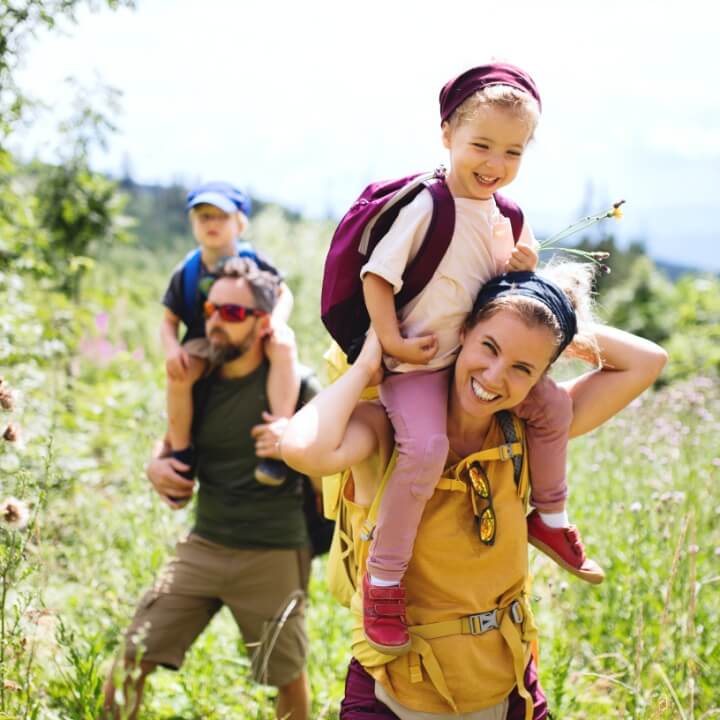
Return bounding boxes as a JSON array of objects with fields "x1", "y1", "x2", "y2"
[
  {"x1": 165, "y1": 345, "x2": 191, "y2": 381},
  {"x1": 251, "y1": 412, "x2": 289, "y2": 459},
  {"x1": 505, "y1": 242, "x2": 539, "y2": 272},
  {"x1": 146, "y1": 456, "x2": 196, "y2": 509}
]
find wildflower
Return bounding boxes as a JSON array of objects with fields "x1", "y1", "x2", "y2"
[
  {"x1": 630, "y1": 501, "x2": 642, "y2": 513},
  {"x1": 610, "y1": 200, "x2": 626, "y2": 220},
  {"x1": 3, "y1": 423, "x2": 19, "y2": 442},
  {"x1": 714, "y1": 547, "x2": 720, "y2": 557},
  {"x1": 1, "y1": 497, "x2": 30, "y2": 530},
  {"x1": 688, "y1": 544, "x2": 699, "y2": 555},
  {"x1": 538, "y1": 199, "x2": 626, "y2": 269}
]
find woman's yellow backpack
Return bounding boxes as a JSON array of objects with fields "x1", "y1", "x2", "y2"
[{"x1": 323, "y1": 409, "x2": 524, "y2": 610}]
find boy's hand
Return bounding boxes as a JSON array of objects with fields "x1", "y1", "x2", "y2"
[
  {"x1": 263, "y1": 320, "x2": 297, "y2": 364},
  {"x1": 166, "y1": 345, "x2": 191, "y2": 381},
  {"x1": 386, "y1": 334, "x2": 439, "y2": 365},
  {"x1": 505, "y1": 242, "x2": 539, "y2": 272},
  {"x1": 251, "y1": 412, "x2": 289, "y2": 459}
]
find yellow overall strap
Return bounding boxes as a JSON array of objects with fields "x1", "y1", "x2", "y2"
[
  {"x1": 406, "y1": 594, "x2": 534, "y2": 720},
  {"x1": 499, "y1": 611, "x2": 533, "y2": 720}
]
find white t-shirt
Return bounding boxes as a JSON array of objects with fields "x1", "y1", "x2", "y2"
[{"x1": 360, "y1": 189, "x2": 536, "y2": 373}]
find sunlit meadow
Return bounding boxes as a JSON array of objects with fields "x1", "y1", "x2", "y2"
[{"x1": 0, "y1": 208, "x2": 718, "y2": 719}]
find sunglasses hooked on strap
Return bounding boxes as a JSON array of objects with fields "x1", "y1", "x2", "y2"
[
  {"x1": 203, "y1": 301, "x2": 267, "y2": 322},
  {"x1": 458, "y1": 460, "x2": 496, "y2": 546}
]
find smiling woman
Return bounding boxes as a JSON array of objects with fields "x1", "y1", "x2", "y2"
[{"x1": 282, "y1": 265, "x2": 667, "y2": 719}]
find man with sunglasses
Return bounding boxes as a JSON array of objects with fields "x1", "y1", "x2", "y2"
[{"x1": 103, "y1": 258, "x2": 318, "y2": 720}]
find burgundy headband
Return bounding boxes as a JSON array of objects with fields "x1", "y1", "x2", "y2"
[{"x1": 439, "y1": 63, "x2": 542, "y2": 124}]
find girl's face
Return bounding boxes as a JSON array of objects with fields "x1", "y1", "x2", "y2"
[
  {"x1": 453, "y1": 309, "x2": 557, "y2": 419},
  {"x1": 442, "y1": 105, "x2": 533, "y2": 200}
]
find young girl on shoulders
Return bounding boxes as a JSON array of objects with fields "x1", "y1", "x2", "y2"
[{"x1": 357, "y1": 63, "x2": 603, "y2": 655}]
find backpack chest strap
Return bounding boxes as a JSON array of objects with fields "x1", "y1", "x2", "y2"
[{"x1": 409, "y1": 597, "x2": 526, "y2": 641}]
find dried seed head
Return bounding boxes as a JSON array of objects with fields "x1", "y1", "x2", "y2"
[
  {"x1": 3, "y1": 424, "x2": 19, "y2": 442},
  {"x1": 1, "y1": 497, "x2": 30, "y2": 530},
  {"x1": 0, "y1": 389, "x2": 14, "y2": 411}
]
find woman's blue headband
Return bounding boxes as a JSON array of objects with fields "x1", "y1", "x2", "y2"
[{"x1": 472, "y1": 272, "x2": 578, "y2": 356}]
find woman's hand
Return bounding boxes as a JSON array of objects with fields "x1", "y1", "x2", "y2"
[
  {"x1": 354, "y1": 329, "x2": 385, "y2": 386},
  {"x1": 251, "y1": 412, "x2": 289, "y2": 459}
]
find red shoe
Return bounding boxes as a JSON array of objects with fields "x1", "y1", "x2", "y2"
[
  {"x1": 527, "y1": 510, "x2": 605, "y2": 585},
  {"x1": 362, "y1": 574, "x2": 411, "y2": 655}
]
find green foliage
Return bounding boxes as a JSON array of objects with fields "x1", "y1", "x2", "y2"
[
  {"x1": 0, "y1": 0, "x2": 135, "y2": 139},
  {"x1": 0, "y1": 217, "x2": 717, "y2": 718},
  {"x1": 601, "y1": 256, "x2": 720, "y2": 383},
  {"x1": 602, "y1": 256, "x2": 678, "y2": 344}
]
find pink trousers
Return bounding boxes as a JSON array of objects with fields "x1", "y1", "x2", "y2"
[{"x1": 366, "y1": 369, "x2": 572, "y2": 583}]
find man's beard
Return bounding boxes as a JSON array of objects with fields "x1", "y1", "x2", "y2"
[{"x1": 207, "y1": 328, "x2": 255, "y2": 366}]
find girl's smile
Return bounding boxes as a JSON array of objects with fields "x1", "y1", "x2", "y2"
[{"x1": 442, "y1": 105, "x2": 533, "y2": 201}]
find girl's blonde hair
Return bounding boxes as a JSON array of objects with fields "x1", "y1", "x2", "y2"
[
  {"x1": 448, "y1": 84, "x2": 541, "y2": 138},
  {"x1": 465, "y1": 261, "x2": 599, "y2": 366}
]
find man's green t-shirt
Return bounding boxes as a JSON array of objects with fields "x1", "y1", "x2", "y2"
[{"x1": 191, "y1": 362, "x2": 319, "y2": 549}]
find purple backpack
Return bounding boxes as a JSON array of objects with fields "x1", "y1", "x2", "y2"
[{"x1": 321, "y1": 168, "x2": 524, "y2": 360}]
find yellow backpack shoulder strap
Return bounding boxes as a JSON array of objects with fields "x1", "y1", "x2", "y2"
[{"x1": 359, "y1": 450, "x2": 398, "y2": 541}]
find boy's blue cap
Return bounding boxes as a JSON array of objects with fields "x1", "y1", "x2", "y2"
[{"x1": 186, "y1": 181, "x2": 252, "y2": 216}]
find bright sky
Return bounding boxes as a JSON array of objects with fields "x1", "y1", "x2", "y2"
[{"x1": 15, "y1": 0, "x2": 720, "y2": 269}]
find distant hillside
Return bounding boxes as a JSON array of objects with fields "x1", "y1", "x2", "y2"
[
  {"x1": 119, "y1": 178, "x2": 301, "y2": 250},
  {"x1": 119, "y1": 179, "x2": 714, "y2": 282},
  {"x1": 654, "y1": 258, "x2": 710, "y2": 281}
]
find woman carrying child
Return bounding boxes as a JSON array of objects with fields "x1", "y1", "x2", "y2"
[
  {"x1": 282, "y1": 266, "x2": 666, "y2": 718},
  {"x1": 336, "y1": 62, "x2": 605, "y2": 655}
]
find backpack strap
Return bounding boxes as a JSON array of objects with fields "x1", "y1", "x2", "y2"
[
  {"x1": 496, "y1": 410, "x2": 523, "y2": 488},
  {"x1": 395, "y1": 177, "x2": 455, "y2": 309},
  {"x1": 181, "y1": 248, "x2": 203, "y2": 325},
  {"x1": 180, "y1": 241, "x2": 259, "y2": 326},
  {"x1": 494, "y1": 194, "x2": 524, "y2": 244}
]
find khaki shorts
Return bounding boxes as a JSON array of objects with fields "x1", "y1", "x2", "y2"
[{"x1": 124, "y1": 533, "x2": 310, "y2": 687}]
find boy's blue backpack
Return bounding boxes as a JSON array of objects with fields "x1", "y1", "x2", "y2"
[
  {"x1": 320, "y1": 167, "x2": 524, "y2": 361},
  {"x1": 180, "y1": 241, "x2": 260, "y2": 328}
]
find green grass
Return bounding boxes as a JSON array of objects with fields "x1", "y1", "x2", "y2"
[{"x1": 1, "y1": 228, "x2": 718, "y2": 718}]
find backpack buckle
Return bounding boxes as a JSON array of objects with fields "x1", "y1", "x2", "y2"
[
  {"x1": 467, "y1": 609, "x2": 499, "y2": 634},
  {"x1": 498, "y1": 443, "x2": 516, "y2": 462},
  {"x1": 510, "y1": 600, "x2": 524, "y2": 625}
]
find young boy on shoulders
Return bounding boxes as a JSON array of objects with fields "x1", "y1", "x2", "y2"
[{"x1": 161, "y1": 181, "x2": 300, "y2": 489}]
